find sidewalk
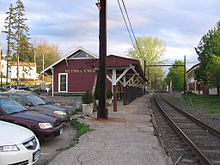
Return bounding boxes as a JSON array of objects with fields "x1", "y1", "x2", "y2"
[{"x1": 49, "y1": 95, "x2": 170, "y2": 165}]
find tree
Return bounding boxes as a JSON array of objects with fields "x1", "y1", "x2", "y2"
[
  {"x1": 34, "y1": 40, "x2": 60, "y2": 73},
  {"x1": 195, "y1": 21, "x2": 220, "y2": 94},
  {"x1": 128, "y1": 36, "x2": 166, "y2": 91},
  {"x1": 13, "y1": 0, "x2": 33, "y2": 62},
  {"x1": 207, "y1": 54, "x2": 220, "y2": 95},
  {"x1": 2, "y1": 3, "x2": 16, "y2": 83},
  {"x1": 166, "y1": 60, "x2": 184, "y2": 92}
]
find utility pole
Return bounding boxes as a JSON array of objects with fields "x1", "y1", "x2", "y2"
[
  {"x1": 42, "y1": 53, "x2": 45, "y2": 85},
  {"x1": 184, "y1": 55, "x2": 186, "y2": 94},
  {"x1": 144, "y1": 60, "x2": 146, "y2": 93},
  {"x1": 16, "y1": 53, "x2": 19, "y2": 85},
  {"x1": 0, "y1": 45, "x2": 2, "y2": 86},
  {"x1": 97, "y1": 0, "x2": 108, "y2": 119}
]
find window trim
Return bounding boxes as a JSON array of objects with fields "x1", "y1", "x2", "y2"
[{"x1": 58, "y1": 73, "x2": 68, "y2": 92}]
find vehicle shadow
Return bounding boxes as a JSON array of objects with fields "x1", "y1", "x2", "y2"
[{"x1": 35, "y1": 124, "x2": 76, "y2": 165}]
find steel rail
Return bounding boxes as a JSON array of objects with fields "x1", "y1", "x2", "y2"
[
  {"x1": 161, "y1": 96, "x2": 220, "y2": 138},
  {"x1": 154, "y1": 96, "x2": 213, "y2": 165}
]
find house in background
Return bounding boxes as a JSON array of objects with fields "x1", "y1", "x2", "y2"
[
  {"x1": 186, "y1": 63, "x2": 217, "y2": 95},
  {"x1": 0, "y1": 46, "x2": 37, "y2": 83},
  {"x1": 10, "y1": 62, "x2": 37, "y2": 82},
  {"x1": 186, "y1": 63, "x2": 201, "y2": 94}
]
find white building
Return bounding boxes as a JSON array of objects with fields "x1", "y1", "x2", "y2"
[
  {"x1": 0, "y1": 59, "x2": 37, "y2": 83},
  {"x1": 10, "y1": 62, "x2": 37, "y2": 81}
]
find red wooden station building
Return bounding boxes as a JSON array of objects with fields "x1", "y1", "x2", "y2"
[{"x1": 42, "y1": 47, "x2": 147, "y2": 111}]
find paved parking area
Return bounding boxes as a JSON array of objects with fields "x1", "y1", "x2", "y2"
[{"x1": 36, "y1": 124, "x2": 75, "y2": 165}]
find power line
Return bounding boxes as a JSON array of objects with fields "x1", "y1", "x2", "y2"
[
  {"x1": 120, "y1": 0, "x2": 142, "y2": 55},
  {"x1": 117, "y1": 0, "x2": 135, "y2": 48},
  {"x1": 117, "y1": 0, "x2": 142, "y2": 56}
]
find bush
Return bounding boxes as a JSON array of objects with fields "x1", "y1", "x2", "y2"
[
  {"x1": 82, "y1": 90, "x2": 93, "y2": 104},
  {"x1": 106, "y1": 89, "x2": 112, "y2": 99},
  {"x1": 33, "y1": 89, "x2": 41, "y2": 95}
]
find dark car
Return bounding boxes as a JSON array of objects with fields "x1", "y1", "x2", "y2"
[
  {"x1": 5, "y1": 85, "x2": 30, "y2": 91},
  {"x1": 0, "y1": 96, "x2": 64, "y2": 141},
  {"x1": 0, "y1": 92, "x2": 70, "y2": 123},
  {"x1": 36, "y1": 85, "x2": 51, "y2": 93}
]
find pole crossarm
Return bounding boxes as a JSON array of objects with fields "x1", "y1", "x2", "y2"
[{"x1": 145, "y1": 64, "x2": 185, "y2": 67}]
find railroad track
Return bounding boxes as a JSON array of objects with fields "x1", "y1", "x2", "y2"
[{"x1": 154, "y1": 94, "x2": 220, "y2": 165}]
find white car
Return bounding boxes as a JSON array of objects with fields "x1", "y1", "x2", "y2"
[{"x1": 0, "y1": 120, "x2": 40, "y2": 165}]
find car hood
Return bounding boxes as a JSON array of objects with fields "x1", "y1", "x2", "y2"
[
  {"x1": 31, "y1": 105, "x2": 68, "y2": 119},
  {"x1": 39, "y1": 104, "x2": 67, "y2": 111},
  {"x1": 11, "y1": 110, "x2": 56, "y2": 123},
  {"x1": 0, "y1": 120, "x2": 35, "y2": 145}
]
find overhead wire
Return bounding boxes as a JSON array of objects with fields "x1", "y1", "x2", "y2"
[
  {"x1": 117, "y1": 0, "x2": 143, "y2": 56},
  {"x1": 117, "y1": 0, "x2": 135, "y2": 48}
]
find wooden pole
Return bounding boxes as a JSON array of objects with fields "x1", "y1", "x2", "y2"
[
  {"x1": 184, "y1": 55, "x2": 186, "y2": 94},
  {"x1": 97, "y1": 0, "x2": 108, "y2": 119}
]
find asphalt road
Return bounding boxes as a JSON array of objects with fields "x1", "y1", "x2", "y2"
[{"x1": 35, "y1": 123, "x2": 76, "y2": 165}]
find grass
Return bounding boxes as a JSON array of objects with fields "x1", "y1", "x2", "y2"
[
  {"x1": 71, "y1": 108, "x2": 83, "y2": 115},
  {"x1": 70, "y1": 119, "x2": 93, "y2": 138},
  {"x1": 57, "y1": 119, "x2": 92, "y2": 153},
  {"x1": 180, "y1": 93, "x2": 220, "y2": 117}
]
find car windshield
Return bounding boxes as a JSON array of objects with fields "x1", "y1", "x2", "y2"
[
  {"x1": 26, "y1": 94, "x2": 46, "y2": 105},
  {"x1": 0, "y1": 98, "x2": 27, "y2": 114}
]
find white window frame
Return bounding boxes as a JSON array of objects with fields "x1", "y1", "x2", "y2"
[{"x1": 58, "y1": 73, "x2": 68, "y2": 92}]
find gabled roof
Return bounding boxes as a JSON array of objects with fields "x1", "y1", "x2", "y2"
[
  {"x1": 89, "y1": 55, "x2": 146, "y2": 81},
  {"x1": 41, "y1": 47, "x2": 97, "y2": 74},
  {"x1": 89, "y1": 55, "x2": 139, "y2": 67},
  {"x1": 187, "y1": 63, "x2": 200, "y2": 73}
]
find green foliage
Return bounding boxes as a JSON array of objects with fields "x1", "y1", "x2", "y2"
[
  {"x1": 82, "y1": 90, "x2": 93, "y2": 104},
  {"x1": 128, "y1": 36, "x2": 166, "y2": 90},
  {"x1": 206, "y1": 54, "x2": 220, "y2": 89},
  {"x1": 2, "y1": 3, "x2": 16, "y2": 60},
  {"x1": 34, "y1": 39, "x2": 60, "y2": 73},
  {"x1": 195, "y1": 21, "x2": 220, "y2": 88},
  {"x1": 33, "y1": 89, "x2": 41, "y2": 95},
  {"x1": 3, "y1": 0, "x2": 33, "y2": 64},
  {"x1": 70, "y1": 119, "x2": 92, "y2": 138},
  {"x1": 106, "y1": 89, "x2": 112, "y2": 99},
  {"x1": 13, "y1": 0, "x2": 33, "y2": 62},
  {"x1": 181, "y1": 94, "x2": 220, "y2": 117},
  {"x1": 166, "y1": 60, "x2": 184, "y2": 91},
  {"x1": 71, "y1": 108, "x2": 83, "y2": 115}
]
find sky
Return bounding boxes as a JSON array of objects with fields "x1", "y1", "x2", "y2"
[{"x1": 0, "y1": 0, "x2": 219, "y2": 70}]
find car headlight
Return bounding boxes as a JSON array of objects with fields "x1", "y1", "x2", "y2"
[
  {"x1": 0, "y1": 145, "x2": 20, "y2": 152},
  {"x1": 54, "y1": 111, "x2": 67, "y2": 115},
  {"x1": 39, "y1": 123, "x2": 53, "y2": 129}
]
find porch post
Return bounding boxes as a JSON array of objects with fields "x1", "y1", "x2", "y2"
[
  {"x1": 112, "y1": 69, "x2": 117, "y2": 112},
  {"x1": 51, "y1": 68, "x2": 54, "y2": 97},
  {"x1": 123, "y1": 76, "x2": 127, "y2": 105},
  {"x1": 123, "y1": 86, "x2": 127, "y2": 105}
]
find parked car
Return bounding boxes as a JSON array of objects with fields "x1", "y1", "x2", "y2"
[
  {"x1": 0, "y1": 86, "x2": 5, "y2": 92},
  {"x1": 36, "y1": 85, "x2": 51, "y2": 93},
  {"x1": 0, "y1": 120, "x2": 40, "y2": 165},
  {"x1": 5, "y1": 85, "x2": 30, "y2": 91},
  {"x1": 0, "y1": 96, "x2": 64, "y2": 141},
  {"x1": 1, "y1": 92, "x2": 70, "y2": 123}
]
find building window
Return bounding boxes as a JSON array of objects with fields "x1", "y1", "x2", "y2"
[{"x1": 58, "y1": 73, "x2": 68, "y2": 92}]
